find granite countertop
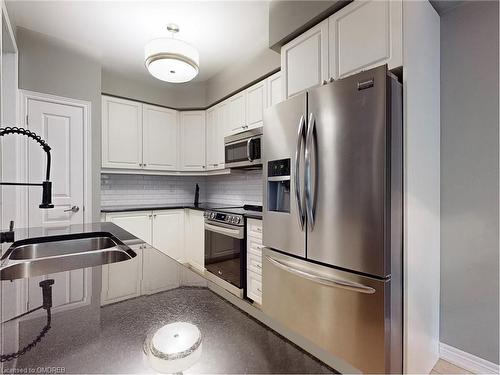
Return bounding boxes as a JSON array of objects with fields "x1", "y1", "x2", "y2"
[
  {"x1": 101, "y1": 202, "x2": 263, "y2": 220},
  {"x1": 100, "y1": 202, "x2": 217, "y2": 213},
  {"x1": 0, "y1": 222, "x2": 329, "y2": 374}
]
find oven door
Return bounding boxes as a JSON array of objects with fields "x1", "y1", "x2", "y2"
[
  {"x1": 224, "y1": 135, "x2": 262, "y2": 168},
  {"x1": 204, "y1": 222, "x2": 245, "y2": 288}
]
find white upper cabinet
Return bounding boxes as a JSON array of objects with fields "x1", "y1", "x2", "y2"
[
  {"x1": 266, "y1": 72, "x2": 283, "y2": 107},
  {"x1": 206, "y1": 107, "x2": 217, "y2": 169},
  {"x1": 102, "y1": 96, "x2": 143, "y2": 169},
  {"x1": 206, "y1": 105, "x2": 225, "y2": 170},
  {"x1": 281, "y1": 19, "x2": 329, "y2": 99},
  {"x1": 180, "y1": 111, "x2": 206, "y2": 171},
  {"x1": 245, "y1": 80, "x2": 267, "y2": 130},
  {"x1": 142, "y1": 104, "x2": 179, "y2": 171},
  {"x1": 328, "y1": 0, "x2": 402, "y2": 79},
  {"x1": 228, "y1": 91, "x2": 246, "y2": 134}
]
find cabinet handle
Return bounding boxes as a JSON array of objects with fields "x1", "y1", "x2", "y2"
[
  {"x1": 257, "y1": 288, "x2": 262, "y2": 293},
  {"x1": 153, "y1": 214, "x2": 156, "y2": 218},
  {"x1": 256, "y1": 264, "x2": 262, "y2": 269}
]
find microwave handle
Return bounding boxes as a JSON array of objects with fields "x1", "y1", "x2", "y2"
[{"x1": 247, "y1": 137, "x2": 254, "y2": 162}]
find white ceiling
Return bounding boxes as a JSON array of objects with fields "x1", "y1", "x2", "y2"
[{"x1": 6, "y1": 1, "x2": 270, "y2": 83}]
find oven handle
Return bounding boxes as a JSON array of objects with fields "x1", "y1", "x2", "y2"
[{"x1": 205, "y1": 223, "x2": 244, "y2": 239}]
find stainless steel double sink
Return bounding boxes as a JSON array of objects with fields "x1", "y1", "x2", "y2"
[{"x1": 0, "y1": 232, "x2": 137, "y2": 280}]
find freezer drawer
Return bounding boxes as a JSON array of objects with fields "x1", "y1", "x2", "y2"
[{"x1": 262, "y1": 248, "x2": 401, "y2": 374}]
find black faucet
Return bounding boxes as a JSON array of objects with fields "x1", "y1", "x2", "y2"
[{"x1": 0, "y1": 126, "x2": 54, "y2": 243}]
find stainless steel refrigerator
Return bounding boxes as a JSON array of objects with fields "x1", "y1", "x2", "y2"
[{"x1": 262, "y1": 65, "x2": 403, "y2": 373}]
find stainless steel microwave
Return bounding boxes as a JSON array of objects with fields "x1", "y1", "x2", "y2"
[{"x1": 224, "y1": 127, "x2": 262, "y2": 169}]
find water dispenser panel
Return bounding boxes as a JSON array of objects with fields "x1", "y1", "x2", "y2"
[{"x1": 267, "y1": 159, "x2": 291, "y2": 213}]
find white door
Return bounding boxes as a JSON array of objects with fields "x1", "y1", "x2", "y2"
[
  {"x1": 27, "y1": 98, "x2": 85, "y2": 228},
  {"x1": 228, "y1": 92, "x2": 246, "y2": 134},
  {"x1": 267, "y1": 72, "x2": 283, "y2": 107},
  {"x1": 101, "y1": 211, "x2": 150, "y2": 305},
  {"x1": 328, "y1": 0, "x2": 402, "y2": 79},
  {"x1": 143, "y1": 104, "x2": 179, "y2": 171},
  {"x1": 152, "y1": 209, "x2": 185, "y2": 261},
  {"x1": 245, "y1": 80, "x2": 267, "y2": 130},
  {"x1": 184, "y1": 209, "x2": 205, "y2": 271},
  {"x1": 102, "y1": 96, "x2": 142, "y2": 169},
  {"x1": 206, "y1": 107, "x2": 217, "y2": 170},
  {"x1": 281, "y1": 19, "x2": 329, "y2": 98},
  {"x1": 180, "y1": 111, "x2": 206, "y2": 171},
  {"x1": 25, "y1": 94, "x2": 90, "y2": 313}
]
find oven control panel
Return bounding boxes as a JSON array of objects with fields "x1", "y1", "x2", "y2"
[{"x1": 204, "y1": 211, "x2": 243, "y2": 226}]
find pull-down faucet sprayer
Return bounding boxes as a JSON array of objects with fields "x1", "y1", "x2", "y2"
[{"x1": 0, "y1": 126, "x2": 54, "y2": 243}]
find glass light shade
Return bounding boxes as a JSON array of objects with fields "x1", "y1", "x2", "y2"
[{"x1": 144, "y1": 38, "x2": 199, "y2": 83}]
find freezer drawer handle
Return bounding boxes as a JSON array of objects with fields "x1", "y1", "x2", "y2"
[{"x1": 265, "y1": 256, "x2": 376, "y2": 294}]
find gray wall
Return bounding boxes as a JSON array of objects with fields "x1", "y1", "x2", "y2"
[
  {"x1": 440, "y1": 1, "x2": 499, "y2": 364},
  {"x1": 205, "y1": 48, "x2": 280, "y2": 105},
  {"x1": 101, "y1": 68, "x2": 207, "y2": 109},
  {"x1": 17, "y1": 27, "x2": 102, "y2": 221},
  {"x1": 268, "y1": 0, "x2": 348, "y2": 51}
]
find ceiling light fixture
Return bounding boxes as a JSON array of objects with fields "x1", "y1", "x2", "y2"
[{"x1": 144, "y1": 24, "x2": 199, "y2": 83}]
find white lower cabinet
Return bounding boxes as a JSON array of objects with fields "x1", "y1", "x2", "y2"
[
  {"x1": 152, "y1": 210, "x2": 185, "y2": 261},
  {"x1": 101, "y1": 211, "x2": 150, "y2": 305},
  {"x1": 246, "y1": 218, "x2": 263, "y2": 306},
  {"x1": 101, "y1": 209, "x2": 204, "y2": 305}
]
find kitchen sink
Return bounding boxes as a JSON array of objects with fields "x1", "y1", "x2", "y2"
[
  {"x1": 8, "y1": 236, "x2": 119, "y2": 260},
  {"x1": 0, "y1": 232, "x2": 137, "y2": 280}
]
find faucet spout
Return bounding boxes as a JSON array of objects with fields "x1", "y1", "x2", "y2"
[{"x1": 0, "y1": 126, "x2": 54, "y2": 209}]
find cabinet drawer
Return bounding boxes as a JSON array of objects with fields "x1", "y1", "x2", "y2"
[
  {"x1": 247, "y1": 219, "x2": 263, "y2": 239},
  {"x1": 248, "y1": 237, "x2": 263, "y2": 256},
  {"x1": 246, "y1": 270, "x2": 262, "y2": 305},
  {"x1": 247, "y1": 252, "x2": 262, "y2": 275}
]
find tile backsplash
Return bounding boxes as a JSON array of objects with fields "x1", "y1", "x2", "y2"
[
  {"x1": 101, "y1": 170, "x2": 263, "y2": 207},
  {"x1": 205, "y1": 170, "x2": 263, "y2": 206},
  {"x1": 101, "y1": 174, "x2": 206, "y2": 207}
]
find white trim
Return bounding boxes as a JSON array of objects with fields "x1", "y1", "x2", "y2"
[
  {"x1": 19, "y1": 89, "x2": 93, "y2": 225},
  {"x1": 440, "y1": 342, "x2": 500, "y2": 374}
]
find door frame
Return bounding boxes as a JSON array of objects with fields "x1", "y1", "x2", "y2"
[{"x1": 18, "y1": 89, "x2": 93, "y2": 226}]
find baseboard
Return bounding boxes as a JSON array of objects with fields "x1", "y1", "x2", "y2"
[{"x1": 440, "y1": 342, "x2": 499, "y2": 374}]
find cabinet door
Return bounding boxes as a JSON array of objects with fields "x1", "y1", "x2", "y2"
[
  {"x1": 142, "y1": 244, "x2": 180, "y2": 295},
  {"x1": 152, "y1": 210, "x2": 185, "y2": 261},
  {"x1": 281, "y1": 19, "x2": 329, "y2": 99},
  {"x1": 184, "y1": 209, "x2": 205, "y2": 271},
  {"x1": 245, "y1": 80, "x2": 267, "y2": 130},
  {"x1": 228, "y1": 92, "x2": 246, "y2": 134},
  {"x1": 180, "y1": 111, "x2": 206, "y2": 171},
  {"x1": 216, "y1": 103, "x2": 227, "y2": 168},
  {"x1": 206, "y1": 107, "x2": 218, "y2": 170},
  {"x1": 101, "y1": 211, "x2": 151, "y2": 305},
  {"x1": 102, "y1": 96, "x2": 143, "y2": 169},
  {"x1": 328, "y1": 0, "x2": 402, "y2": 79},
  {"x1": 267, "y1": 72, "x2": 283, "y2": 108},
  {"x1": 143, "y1": 104, "x2": 179, "y2": 171}
]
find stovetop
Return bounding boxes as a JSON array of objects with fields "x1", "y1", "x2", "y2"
[{"x1": 208, "y1": 205, "x2": 262, "y2": 215}]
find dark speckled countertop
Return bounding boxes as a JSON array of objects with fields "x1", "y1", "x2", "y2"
[
  {"x1": 101, "y1": 202, "x2": 263, "y2": 220},
  {"x1": 0, "y1": 222, "x2": 328, "y2": 374}
]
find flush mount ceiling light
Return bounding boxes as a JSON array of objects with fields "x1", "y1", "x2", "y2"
[{"x1": 144, "y1": 24, "x2": 199, "y2": 83}]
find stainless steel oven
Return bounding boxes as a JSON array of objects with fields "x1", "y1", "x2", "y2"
[
  {"x1": 204, "y1": 210, "x2": 245, "y2": 291},
  {"x1": 224, "y1": 127, "x2": 262, "y2": 169}
]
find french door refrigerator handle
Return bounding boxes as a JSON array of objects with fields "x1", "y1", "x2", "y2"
[
  {"x1": 305, "y1": 112, "x2": 317, "y2": 230},
  {"x1": 265, "y1": 256, "x2": 376, "y2": 294},
  {"x1": 294, "y1": 115, "x2": 306, "y2": 230}
]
